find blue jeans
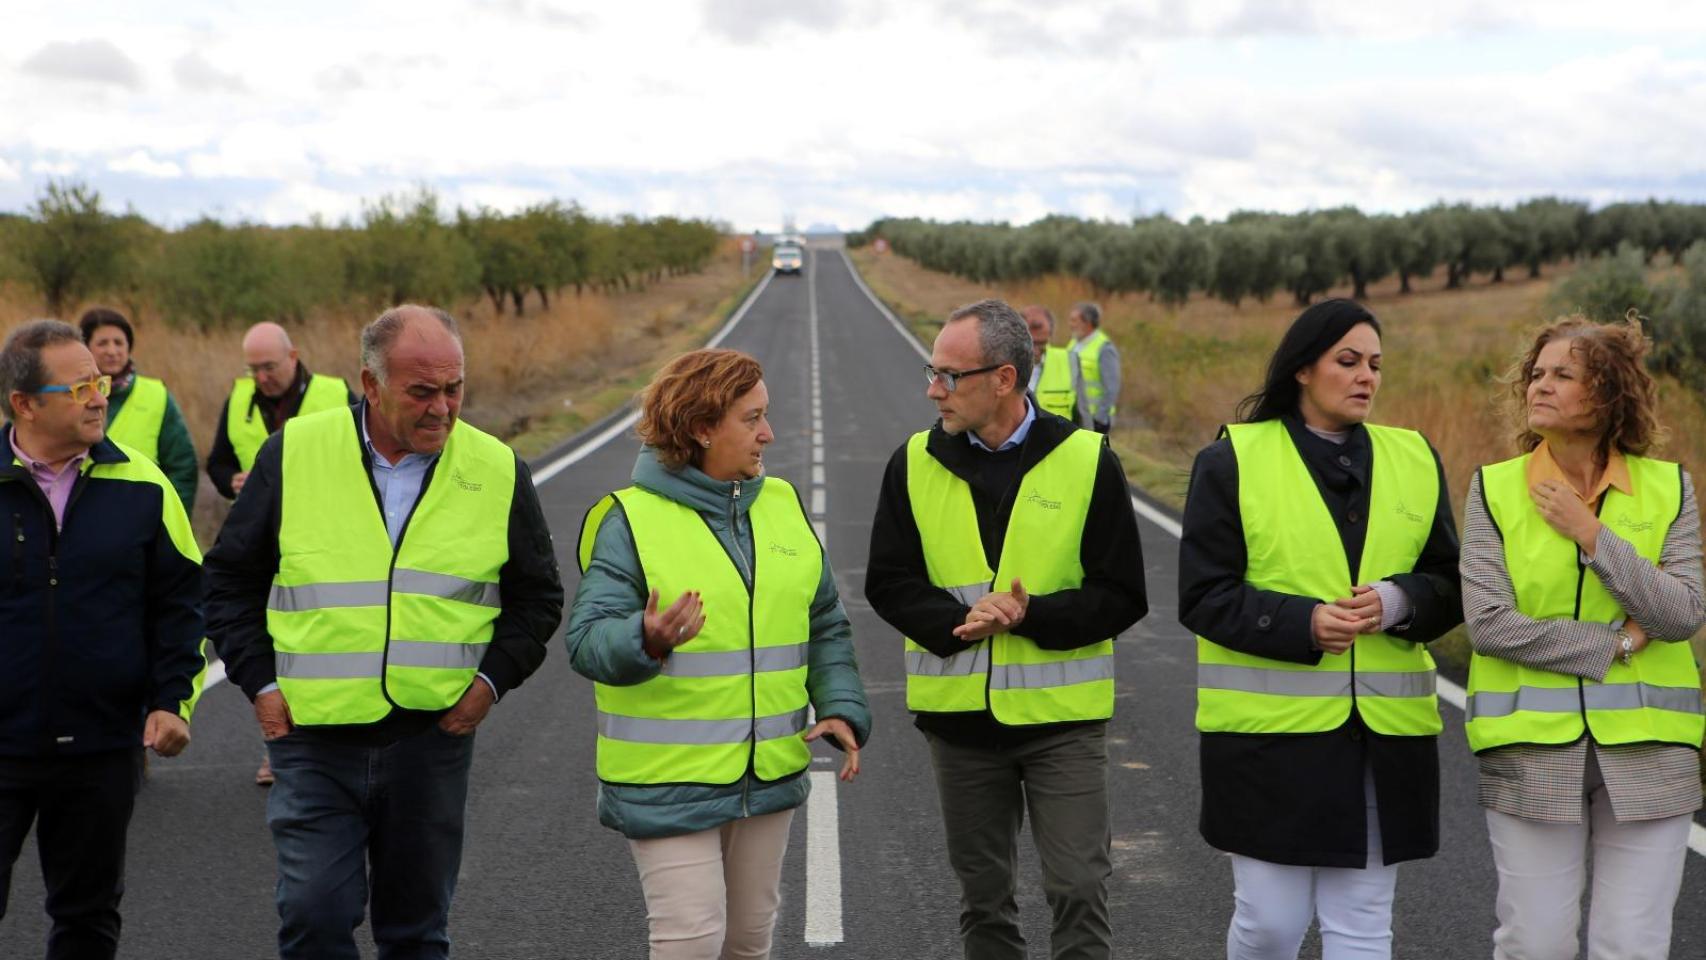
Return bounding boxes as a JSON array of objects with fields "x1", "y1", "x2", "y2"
[{"x1": 265, "y1": 725, "x2": 476, "y2": 960}]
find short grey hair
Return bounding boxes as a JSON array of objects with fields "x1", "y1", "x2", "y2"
[
  {"x1": 0, "y1": 320, "x2": 83, "y2": 421},
  {"x1": 947, "y1": 298, "x2": 1033, "y2": 388},
  {"x1": 1072, "y1": 302, "x2": 1102, "y2": 328},
  {"x1": 361, "y1": 304, "x2": 461, "y2": 385}
]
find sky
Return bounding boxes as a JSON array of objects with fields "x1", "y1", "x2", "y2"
[{"x1": 3, "y1": 0, "x2": 1705, "y2": 232}]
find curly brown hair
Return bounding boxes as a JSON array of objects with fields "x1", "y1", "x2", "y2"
[
  {"x1": 1508, "y1": 312, "x2": 1664, "y2": 457},
  {"x1": 637, "y1": 348, "x2": 764, "y2": 470}
]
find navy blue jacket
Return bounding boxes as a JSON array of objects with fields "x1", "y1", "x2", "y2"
[{"x1": 0, "y1": 425, "x2": 205, "y2": 757}]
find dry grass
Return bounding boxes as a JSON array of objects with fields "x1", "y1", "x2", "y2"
[
  {"x1": 849, "y1": 246, "x2": 1706, "y2": 686},
  {"x1": 0, "y1": 238, "x2": 762, "y2": 546}
]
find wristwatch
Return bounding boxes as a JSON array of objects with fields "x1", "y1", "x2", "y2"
[{"x1": 1614, "y1": 628, "x2": 1634, "y2": 667}]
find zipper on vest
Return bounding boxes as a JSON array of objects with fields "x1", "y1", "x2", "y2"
[
  {"x1": 1570, "y1": 496, "x2": 1609, "y2": 734},
  {"x1": 372, "y1": 448, "x2": 441, "y2": 713},
  {"x1": 10, "y1": 513, "x2": 21, "y2": 582},
  {"x1": 728, "y1": 480, "x2": 762, "y2": 793}
]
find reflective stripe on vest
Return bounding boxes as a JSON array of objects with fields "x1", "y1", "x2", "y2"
[
  {"x1": 1074, "y1": 329, "x2": 1112, "y2": 417},
  {"x1": 1035, "y1": 345, "x2": 1076, "y2": 420},
  {"x1": 106, "y1": 376, "x2": 168, "y2": 464},
  {"x1": 590, "y1": 479, "x2": 821, "y2": 786},
  {"x1": 902, "y1": 428, "x2": 1114, "y2": 725},
  {"x1": 1466, "y1": 454, "x2": 1703, "y2": 752},
  {"x1": 227, "y1": 373, "x2": 350, "y2": 472},
  {"x1": 268, "y1": 408, "x2": 514, "y2": 725},
  {"x1": 1195, "y1": 420, "x2": 1442, "y2": 736}
]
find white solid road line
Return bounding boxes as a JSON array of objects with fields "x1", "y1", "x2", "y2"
[
  {"x1": 803, "y1": 248, "x2": 847, "y2": 946},
  {"x1": 804, "y1": 771, "x2": 845, "y2": 946},
  {"x1": 837, "y1": 247, "x2": 1706, "y2": 861},
  {"x1": 197, "y1": 271, "x2": 779, "y2": 696}
]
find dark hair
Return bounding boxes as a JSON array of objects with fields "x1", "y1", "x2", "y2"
[
  {"x1": 78, "y1": 307, "x2": 134, "y2": 349},
  {"x1": 1, "y1": 320, "x2": 84, "y2": 420},
  {"x1": 1508, "y1": 313, "x2": 1663, "y2": 457},
  {"x1": 1236, "y1": 299, "x2": 1381, "y2": 423}
]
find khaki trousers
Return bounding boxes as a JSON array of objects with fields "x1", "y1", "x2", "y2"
[{"x1": 628, "y1": 809, "x2": 796, "y2": 960}]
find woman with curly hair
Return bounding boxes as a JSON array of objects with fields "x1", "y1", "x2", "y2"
[
  {"x1": 565, "y1": 347, "x2": 869, "y2": 960},
  {"x1": 1462, "y1": 315, "x2": 1706, "y2": 959}
]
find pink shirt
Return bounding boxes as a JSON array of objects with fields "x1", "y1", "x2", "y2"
[{"x1": 8, "y1": 431, "x2": 87, "y2": 530}]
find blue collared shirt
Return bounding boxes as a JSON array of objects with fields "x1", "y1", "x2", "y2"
[
  {"x1": 361, "y1": 404, "x2": 439, "y2": 545},
  {"x1": 968, "y1": 399, "x2": 1037, "y2": 452}
]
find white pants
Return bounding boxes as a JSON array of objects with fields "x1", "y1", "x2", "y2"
[
  {"x1": 627, "y1": 809, "x2": 796, "y2": 960},
  {"x1": 1227, "y1": 771, "x2": 1398, "y2": 960},
  {"x1": 1486, "y1": 773, "x2": 1692, "y2": 960}
]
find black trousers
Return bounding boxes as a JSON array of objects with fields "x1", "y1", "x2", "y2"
[{"x1": 0, "y1": 748, "x2": 142, "y2": 960}]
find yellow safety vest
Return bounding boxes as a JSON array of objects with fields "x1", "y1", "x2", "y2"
[
  {"x1": 1465, "y1": 453, "x2": 1704, "y2": 752},
  {"x1": 267, "y1": 409, "x2": 515, "y2": 725},
  {"x1": 1074, "y1": 328, "x2": 1113, "y2": 419},
  {"x1": 1034, "y1": 345, "x2": 1076, "y2": 420},
  {"x1": 105, "y1": 376, "x2": 168, "y2": 464},
  {"x1": 227, "y1": 373, "x2": 350, "y2": 472},
  {"x1": 1196, "y1": 420, "x2": 1442, "y2": 736},
  {"x1": 902, "y1": 428, "x2": 1115, "y2": 725},
  {"x1": 579, "y1": 479, "x2": 819, "y2": 785}
]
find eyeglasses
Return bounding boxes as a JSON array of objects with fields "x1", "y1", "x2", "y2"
[
  {"x1": 37, "y1": 375, "x2": 112, "y2": 404},
  {"x1": 923, "y1": 363, "x2": 1004, "y2": 393}
]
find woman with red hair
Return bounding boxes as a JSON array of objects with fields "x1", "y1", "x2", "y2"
[{"x1": 567, "y1": 348, "x2": 870, "y2": 960}]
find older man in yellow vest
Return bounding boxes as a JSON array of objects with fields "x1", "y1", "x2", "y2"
[
  {"x1": 205, "y1": 321, "x2": 354, "y2": 501},
  {"x1": 867, "y1": 298, "x2": 1148, "y2": 960},
  {"x1": 205, "y1": 305, "x2": 563, "y2": 960}
]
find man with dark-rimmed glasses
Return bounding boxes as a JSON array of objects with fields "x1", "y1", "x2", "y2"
[
  {"x1": 0, "y1": 319, "x2": 204, "y2": 960},
  {"x1": 867, "y1": 298, "x2": 1148, "y2": 960}
]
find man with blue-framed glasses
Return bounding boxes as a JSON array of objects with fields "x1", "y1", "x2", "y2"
[{"x1": 0, "y1": 319, "x2": 203, "y2": 960}]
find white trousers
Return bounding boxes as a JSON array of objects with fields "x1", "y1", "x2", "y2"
[
  {"x1": 1227, "y1": 771, "x2": 1399, "y2": 960},
  {"x1": 1486, "y1": 776, "x2": 1692, "y2": 960},
  {"x1": 627, "y1": 809, "x2": 796, "y2": 960}
]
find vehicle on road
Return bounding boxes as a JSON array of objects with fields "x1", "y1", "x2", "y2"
[{"x1": 772, "y1": 243, "x2": 803, "y2": 275}]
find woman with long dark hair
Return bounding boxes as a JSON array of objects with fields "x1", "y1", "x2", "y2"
[{"x1": 1178, "y1": 299, "x2": 1463, "y2": 959}]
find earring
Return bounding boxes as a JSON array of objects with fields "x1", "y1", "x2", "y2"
[{"x1": 701, "y1": 439, "x2": 712, "y2": 448}]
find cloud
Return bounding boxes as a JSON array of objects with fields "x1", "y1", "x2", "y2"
[
  {"x1": 473, "y1": 0, "x2": 590, "y2": 28},
  {"x1": 20, "y1": 39, "x2": 144, "y2": 90},
  {"x1": 316, "y1": 65, "x2": 366, "y2": 94},
  {"x1": 173, "y1": 51, "x2": 247, "y2": 93},
  {"x1": 0, "y1": 158, "x2": 19, "y2": 182},
  {"x1": 108, "y1": 150, "x2": 184, "y2": 179},
  {"x1": 700, "y1": 0, "x2": 849, "y2": 43}
]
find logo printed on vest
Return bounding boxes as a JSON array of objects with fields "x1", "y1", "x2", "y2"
[
  {"x1": 451, "y1": 469, "x2": 482, "y2": 492},
  {"x1": 1023, "y1": 492, "x2": 1062, "y2": 511},
  {"x1": 768, "y1": 541, "x2": 798, "y2": 558},
  {"x1": 1393, "y1": 500, "x2": 1426, "y2": 523},
  {"x1": 1614, "y1": 511, "x2": 1655, "y2": 533}
]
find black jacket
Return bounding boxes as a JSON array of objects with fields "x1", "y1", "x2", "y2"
[
  {"x1": 1178, "y1": 415, "x2": 1462, "y2": 867},
  {"x1": 0, "y1": 427, "x2": 204, "y2": 757},
  {"x1": 204, "y1": 406, "x2": 563, "y2": 745},
  {"x1": 865, "y1": 408, "x2": 1148, "y2": 747},
  {"x1": 206, "y1": 364, "x2": 358, "y2": 500}
]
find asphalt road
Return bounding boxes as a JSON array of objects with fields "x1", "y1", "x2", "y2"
[{"x1": 3, "y1": 243, "x2": 1703, "y2": 959}]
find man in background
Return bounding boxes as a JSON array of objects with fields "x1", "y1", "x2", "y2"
[
  {"x1": 1067, "y1": 302, "x2": 1119, "y2": 434},
  {"x1": 206, "y1": 321, "x2": 354, "y2": 501},
  {"x1": 1022, "y1": 305, "x2": 1078, "y2": 423}
]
